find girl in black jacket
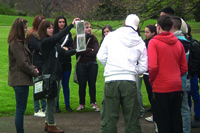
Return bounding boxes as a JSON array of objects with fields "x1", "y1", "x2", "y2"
[
  {"x1": 37, "y1": 18, "x2": 79, "y2": 133},
  {"x1": 26, "y1": 15, "x2": 47, "y2": 118},
  {"x1": 53, "y1": 16, "x2": 73, "y2": 113}
]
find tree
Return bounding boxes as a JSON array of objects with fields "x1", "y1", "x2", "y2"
[
  {"x1": 1, "y1": 0, "x2": 200, "y2": 22},
  {"x1": 95, "y1": 0, "x2": 200, "y2": 21},
  {"x1": 58, "y1": 0, "x2": 99, "y2": 19},
  {"x1": 15, "y1": 0, "x2": 64, "y2": 17}
]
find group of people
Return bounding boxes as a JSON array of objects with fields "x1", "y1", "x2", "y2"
[
  {"x1": 7, "y1": 14, "x2": 113, "y2": 133},
  {"x1": 25, "y1": 15, "x2": 78, "y2": 117},
  {"x1": 134, "y1": 7, "x2": 200, "y2": 133},
  {"x1": 97, "y1": 7, "x2": 200, "y2": 133},
  {"x1": 8, "y1": 16, "x2": 80, "y2": 133},
  {"x1": 147, "y1": 7, "x2": 200, "y2": 133},
  {"x1": 7, "y1": 6, "x2": 200, "y2": 133}
]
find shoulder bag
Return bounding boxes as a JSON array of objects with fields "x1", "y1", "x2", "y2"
[
  {"x1": 33, "y1": 47, "x2": 59, "y2": 100},
  {"x1": 33, "y1": 74, "x2": 58, "y2": 100}
]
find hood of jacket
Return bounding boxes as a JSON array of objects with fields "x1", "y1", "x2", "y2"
[
  {"x1": 153, "y1": 31, "x2": 178, "y2": 45},
  {"x1": 173, "y1": 30, "x2": 190, "y2": 53},
  {"x1": 174, "y1": 30, "x2": 184, "y2": 37},
  {"x1": 112, "y1": 26, "x2": 144, "y2": 48}
]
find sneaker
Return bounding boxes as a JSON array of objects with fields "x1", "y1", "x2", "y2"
[
  {"x1": 192, "y1": 120, "x2": 200, "y2": 128},
  {"x1": 34, "y1": 110, "x2": 45, "y2": 118},
  {"x1": 145, "y1": 115, "x2": 153, "y2": 122},
  {"x1": 91, "y1": 102, "x2": 100, "y2": 112},
  {"x1": 55, "y1": 107, "x2": 61, "y2": 113},
  {"x1": 76, "y1": 105, "x2": 85, "y2": 111},
  {"x1": 66, "y1": 106, "x2": 73, "y2": 112}
]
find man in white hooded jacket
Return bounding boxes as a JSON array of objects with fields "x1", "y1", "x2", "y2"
[{"x1": 97, "y1": 14, "x2": 148, "y2": 133}]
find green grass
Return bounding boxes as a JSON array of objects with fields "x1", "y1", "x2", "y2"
[
  {"x1": 0, "y1": 14, "x2": 55, "y2": 26},
  {"x1": 0, "y1": 15, "x2": 200, "y2": 117}
]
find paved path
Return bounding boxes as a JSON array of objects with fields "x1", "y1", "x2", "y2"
[{"x1": 0, "y1": 110, "x2": 199, "y2": 133}]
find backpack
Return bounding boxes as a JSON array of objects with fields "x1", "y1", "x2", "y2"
[{"x1": 188, "y1": 39, "x2": 200, "y2": 77}]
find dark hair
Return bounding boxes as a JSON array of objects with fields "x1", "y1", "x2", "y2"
[
  {"x1": 38, "y1": 20, "x2": 53, "y2": 39},
  {"x1": 146, "y1": 24, "x2": 157, "y2": 35},
  {"x1": 171, "y1": 16, "x2": 181, "y2": 30},
  {"x1": 53, "y1": 15, "x2": 67, "y2": 34},
  {"x1": 160, "y1": 7, "x2": 175, "y2": 16},
  {"x1": 157, "y1": 15, "x2": 173, "y2": 32},
  {"x1": 102, "y1": 24, "x2": 113, "y2": 38},
  {"x1": 186, "y1": 23, "x2": 192, "y2": 40},
  {"x1": 8, "y1": 18, "x2": 28, "y2": 43}
]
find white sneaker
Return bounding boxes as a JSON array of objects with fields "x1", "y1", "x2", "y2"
[
  {"x1": 34, "y1": 110, "x2": 46, "y2": 118},
  {"x1": 91, "y1": 102, "x2": 100, "y2": 112},
  {"x1": 145, "y1": 115, "x2": 153, "y2": 122},
  {"x1": 76, "y1": 105, "x2": 85, "y2": 111}
]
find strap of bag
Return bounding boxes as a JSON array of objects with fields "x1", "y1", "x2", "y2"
[
  {"x1": 31, "y1": 49, "x2": 35, "y2": 64},
  {"x1": 76, "y1": 38, "x2": 91, "y2": 63},
  {"x1": 61, "y1": 34, "x2": 69, "y2": 47},
  {"x1": 53, "y1": 46, "x2": 60, "y2": 75}
]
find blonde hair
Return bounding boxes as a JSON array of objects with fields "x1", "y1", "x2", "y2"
[
  {"x1": 84, "y1": 21, "x2": 94, "y2": 35},
  {"x1": 84, "y1": 21, "x2": 91, "y2": 26}
]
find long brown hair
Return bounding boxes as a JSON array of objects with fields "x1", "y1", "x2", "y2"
[
  {"x1": 26, "y1": 15, "x2": 45, "y2": 38},
  {"x1": 8, "y1": 18, "x2": 28, "y2": 43},
  {"x1": 38, "y1": 20, "x2": 53, "y2": 39}
]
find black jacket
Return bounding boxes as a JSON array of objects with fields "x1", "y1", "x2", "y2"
[
  {"x1": 40, "y1": 24, "x2": 76, "y2": 80},
  {"x1": 144, "y1": 39, "x2": 150, "y2": 48},
  {"x1": 73, "y1": 34, "x2": 99, "y2": 63},
  {"x1": 188, "y1": 39, "x2": 200, "y2": 77},
  {"x1": 28, "y1": 34, "x2": 43, "y2": 75}
]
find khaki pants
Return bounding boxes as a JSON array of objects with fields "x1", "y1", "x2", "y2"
[{"x1": 100, "y1": 80, "x2": 141, "y2": 133}]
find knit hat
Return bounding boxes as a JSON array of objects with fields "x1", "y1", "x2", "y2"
[
  {"x1": 125, "y1": 14, "x2": 139, "y2": 30},
  {"x1": 180, "y1": 18, "x2": 188, "y2": 34}
]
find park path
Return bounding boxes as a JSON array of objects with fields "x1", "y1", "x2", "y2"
[{"x1": 0, "y1": 110, "x2": 199, "y2": 133}]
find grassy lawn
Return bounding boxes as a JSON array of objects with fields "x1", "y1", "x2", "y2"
[
  {"x1": 0, "y1": 15, "x2": 199, "y2": 117},
  {"x1": 0, "y1": 25, "x2": 151, "y2": 117}
]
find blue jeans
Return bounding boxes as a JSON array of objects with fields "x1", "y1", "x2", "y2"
[
  {"x1": 13, "y1": 86, "x2": 29, "y2": 133},
  {"x1": 181, "y1": 76, "x2": 191, "y2": 133},
  {"x1": 77, "y1": 62, "x2": 98, "y2": 105},
  {"x1": 57, "y1": 71, "x2": 71, "y2": 107},
  {"x1": 33, "y1": 99, "x2": 46, "y2": 112},
  {"x1": 136, "y1": 76, "x2": 144, "y2": 113},
  {"x1": 188, "y1": 74, "x2": 200, "y2": 120},
  {"x1": 182, "y1": 91, "x2": 191, "y2": 133}
]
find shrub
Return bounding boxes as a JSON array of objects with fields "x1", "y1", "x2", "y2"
[{"x1": 0, "y1": 4, "x2": 17, "y2": 15}]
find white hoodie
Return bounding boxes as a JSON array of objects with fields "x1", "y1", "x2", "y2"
[{"x1": 97, "y1": 26, "x2": 148, "y2": 82}]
